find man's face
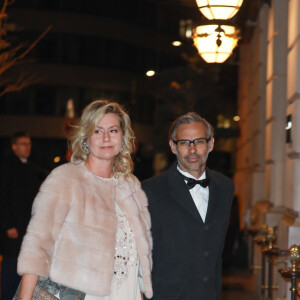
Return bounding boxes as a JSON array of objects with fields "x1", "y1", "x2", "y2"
[
  {"x1": 169, "y1": 121, "x2": 214, "y2": 177},
  {"x1": 12, "y1": 137, "x2": 32, "y2": 159}
]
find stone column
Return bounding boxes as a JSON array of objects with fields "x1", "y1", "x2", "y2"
[
  {"x1": 286, "y1": 0, "x2": 300, "y2": 213},
  {"x1": 265, "y1": 0, "x2": 288, "y2": 207},
  {"x1": 235, "y1": 4, "x2": 269, "y2": 228},
  {"x1": 263, "y1": 0, "x2": 289, "y2": 298},
  {"x1": 282, "y1": 0, "x2": 300, "y2": 295},
  {"x1": 235, "y1": 4, "x2": 270, "y2": 292},
  {"x1": 270, "y1": 0, "x2": 300, "y2": 299},
  {"x1": 235, "y1": 42, "x2": 252, "y2": 226}
]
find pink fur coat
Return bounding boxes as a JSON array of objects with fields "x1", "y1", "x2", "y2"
[{"x1": 17, "y1": 162, "x2": 153, "y2": 298}]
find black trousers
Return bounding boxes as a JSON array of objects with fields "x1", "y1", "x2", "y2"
[{"x1": 1, "y1": 256, "x2": 21, "y2": 300}]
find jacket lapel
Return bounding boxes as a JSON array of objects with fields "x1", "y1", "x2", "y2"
[
  {"x1": 205, "y1": 168, "x2": 219, "y2": 223},
  {"x1": 168, "y1": 163, "x2": 203, "y2": 223}
]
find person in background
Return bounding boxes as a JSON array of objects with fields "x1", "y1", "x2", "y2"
[
  {"x1": 17, "y1": 100, "x2": 153, "y2": 300},
  {"x1": 0, "y1": 132, "x2": 40, "y2": 300},
  {"x1": 142, "y1": 112, "x2": 234, "y2": 300}
]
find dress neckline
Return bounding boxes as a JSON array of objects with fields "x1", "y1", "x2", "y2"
[{"x1": 82, "y1": 162, "x2": 118, "y2": 185}]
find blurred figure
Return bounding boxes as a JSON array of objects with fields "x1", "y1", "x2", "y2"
[
  {"x1": 17, "y1": 100, "x2": 152, "y2": 300},
  {"x1": 0, "y1": 132, "x2": 40, "y2": 300}
]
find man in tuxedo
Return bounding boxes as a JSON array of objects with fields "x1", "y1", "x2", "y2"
[{"x1": 142, "y1": 112, "x2": 234, "y2": 300}]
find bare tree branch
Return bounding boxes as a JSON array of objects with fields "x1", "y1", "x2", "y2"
[
  {"x1": 0, "y1": 0, "x2": 8, "y2": 20},
  {"x1": 0, "y1": 0, "x2": 51, "y2": 98},
  {"x1": 17, "y1": 26, "x2": 52, "y2": 61},
  {"x1": 0, "y1": 73, "x2": 42, "y2": 97}
]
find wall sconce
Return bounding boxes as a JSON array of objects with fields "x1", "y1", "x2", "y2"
[{"x1": 193, "y1": 23, "x2": 240, "y2": 63}]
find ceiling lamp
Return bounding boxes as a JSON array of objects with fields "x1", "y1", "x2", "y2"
[
  {"x1": 193, "y1": 24, "x2": 240, "y2": 63},
  {"x1": 195, "y1": 0, "x2": 244, "y2": 20},
  {"x1": 172, "y1": 41, "x2": 182, "y2": 47},
  {"x1": 146, "y1": 70, "x2": 155, "y2": 77}
]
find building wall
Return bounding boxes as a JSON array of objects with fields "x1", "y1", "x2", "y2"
[
  {"x1": 235, "y1": 0, "x2": 300, "y2": 298},
  {"x1": 1, "y1": 2, "x2": 173, "y2": 177},
  {"x1": 234, "y1": 4, "x2": 269, "y2": 228}
]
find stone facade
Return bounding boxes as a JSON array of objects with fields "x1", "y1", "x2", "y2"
[{"x1": 235, "y1": 0, "x2": 300, "y2": 298}]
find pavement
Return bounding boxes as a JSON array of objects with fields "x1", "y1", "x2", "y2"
[{"x1": 221, "y1": 268, "x2": 259, "y2": 300}]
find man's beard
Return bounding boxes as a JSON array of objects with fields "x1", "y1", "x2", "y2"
[{"x1": 176, "y1": 151, "x2": 209, "y2": 172}]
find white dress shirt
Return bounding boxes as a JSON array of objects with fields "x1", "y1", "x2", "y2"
[{"x1": 177, "y1": 166, "x2": 209, "y2": 222}]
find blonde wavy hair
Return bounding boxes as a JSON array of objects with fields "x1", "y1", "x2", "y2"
[{"x1": 69, "y1": 100, "x2": 135, "y2": 176}]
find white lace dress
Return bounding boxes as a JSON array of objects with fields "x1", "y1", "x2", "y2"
[{"x1": 85, "y1": 177, "x2": 142, "y2": 300}]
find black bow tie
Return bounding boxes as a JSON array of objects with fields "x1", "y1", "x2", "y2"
[{"x1": 182, "y1": 176, "x2": 209, "y2": 189}]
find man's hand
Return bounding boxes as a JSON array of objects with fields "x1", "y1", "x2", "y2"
[{"x1": 7, "y1": 228, "x2": 18, "y2": 239}]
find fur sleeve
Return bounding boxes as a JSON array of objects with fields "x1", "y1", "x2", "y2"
[
  {"x1": 17, "y1": 165, "x2": 72, "y2": 277},
  {"x1": 133, "y1": 177, "x2": 151, "y2": 229}
]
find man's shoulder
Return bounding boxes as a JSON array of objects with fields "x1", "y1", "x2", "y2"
[
  {"x1": 208, "y1": 169, "x2": 234, "y2": 190},
  {"x1": 0, "y1": 154, "x2": 20, "y2": 170},
  {"x1": 1, "y1": 153, "x2": 17, "y2": 163},
  {"x1": 142, "y1": 169, "x2": 170, "y2": 190},
  {"x1": 208, "y1": 169, "x2": 232, "y2": 181}
]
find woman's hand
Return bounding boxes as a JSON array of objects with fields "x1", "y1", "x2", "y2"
[{"x1": 19, "y1": 274, "x2": 39, "y2": 300}]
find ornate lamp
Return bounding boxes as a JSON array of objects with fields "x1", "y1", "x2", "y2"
[
  {"x1": 279, "y1": 244, "x2": 300, "y2": 300},
  {"x1": 193, "y1": 24, "x2": 240, "y2": 63},
  {"x1": 192, "y1": 0, "x2": 243, "y2": 63},
  {"x1": 195, "y1": 0, "x2": 244, "y2": 20}
]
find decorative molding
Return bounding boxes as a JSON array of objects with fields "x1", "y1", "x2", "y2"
[
  {"x1": 287, "y1": 92, "x2": 300, "y2": 105},
  {"x1": 252, "y1": 164, "x2": 264, "y2": 172},
  {"x1": 287, "y1": 35, "x2": 300, "y2": 53},
  {"x1": 253, "y1": 129, "x2": 261, "y2": 136},
  {"x1": 265, "y1": 159, "x2": 274, "y2": 164},
  {"x1": 287, "y1": 151, "x2": 300, "y2": 160},
  {"x1": 266, "y1": 74, "x2": 277, "y2": 84},
  {"x1": 234, "y1": 166, "x2": 254, "y2": 172},
  {"x1": 266, "y1": 116, "x2": 275, "y2": 124},
  {"x1": 262, "y1": 0, "x2": 271, "y2": 6},
  {"x1": 253, "y1": 96, "x2": 261, "y2": 105},
  {"x1": 286, "y1": 209, "x2": 300, "y2": 219},
  {"x1": 280, "y1": 211, "x2": 298, "y2": 226}
]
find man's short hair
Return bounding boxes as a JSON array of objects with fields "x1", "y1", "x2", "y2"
[
  {"x1": 11, "y1": 132, "x2": 30, "y2": 145},
  {"x1": 169, "y1": 112, "x2": 214, "y2": 141}
]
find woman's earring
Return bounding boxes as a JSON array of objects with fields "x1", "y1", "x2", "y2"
[
  {"x1": 82, "y1": 140, "x2": 90, "y2": 154},
  {"x1": 120, "y1": 140, "x2": 125, "y2": 153}
]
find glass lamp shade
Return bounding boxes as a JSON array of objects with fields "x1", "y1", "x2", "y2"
[
  {"x1": 193, "y1": 24, "x2": 239, "y2": 63},
  {"x1": 195, "y1": 0, "x2": 244, "y2": 20}
]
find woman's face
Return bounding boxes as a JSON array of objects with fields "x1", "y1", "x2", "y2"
[{"x1": 88, "y1": 113, "x2": 123, "y2": 163}]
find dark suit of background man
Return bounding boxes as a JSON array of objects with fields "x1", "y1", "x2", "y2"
[
  {"x1": 0, "y1": 132, "x2": 40, "y2": 300},
  {"x1": 142, "y1": 112, "x2": 234, "y2": 300}
]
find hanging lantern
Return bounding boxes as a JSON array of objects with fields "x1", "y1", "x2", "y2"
[
  {"x1": 193, "y1": 24, "x2": 240, "y2": 63},
  {"x1": 195, "y1": 0, "x2": 244, "y2": 20}
]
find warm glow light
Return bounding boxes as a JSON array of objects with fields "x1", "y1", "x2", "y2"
[
  {"x1": 66, "y1": 99, "x2": 75, "y2": 118},
  {"x1": 53, "y1": 156, "x2": 61, "y2": 163},
  {"x1": 286, "y1": 121, "x2": 292, "y2": 130},
  {"x1": 195, "y1": 0, "x2": 244, "y2": 20},
  {"x1": 186, "y1": 28, "x2": 193, "y2": 38},
  {"x1": 193, "y1": 24, "x2": 240, "y2": 63},
  {"x1": 223, "y1": 119, "x2": 231, "y2": 128},
  {"x1": 146, "y1": 70, "x2": 155, "y2": 77},
  {"x1": 172, "y1": 41, "x2": 182, "y2": 47},
  {"x1": 233, "y1": 115, "x2": 240, "y2": 121}
]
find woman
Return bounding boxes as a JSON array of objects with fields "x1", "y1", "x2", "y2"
[{"x1": 17, "y1": 100, "x2": 153, "y2": 300}]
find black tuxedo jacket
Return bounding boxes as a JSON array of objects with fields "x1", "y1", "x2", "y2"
[
  {"x1": 142, "y1": 163, "x2": 234, "y2": 300},
  {"x1": 0, "y1": 154, "x2": 40, "y2": 256}
]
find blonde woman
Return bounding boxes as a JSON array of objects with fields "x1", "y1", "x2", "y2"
[{"x1": 17, "y1": 100, "x2": 153, "y2": 300}]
